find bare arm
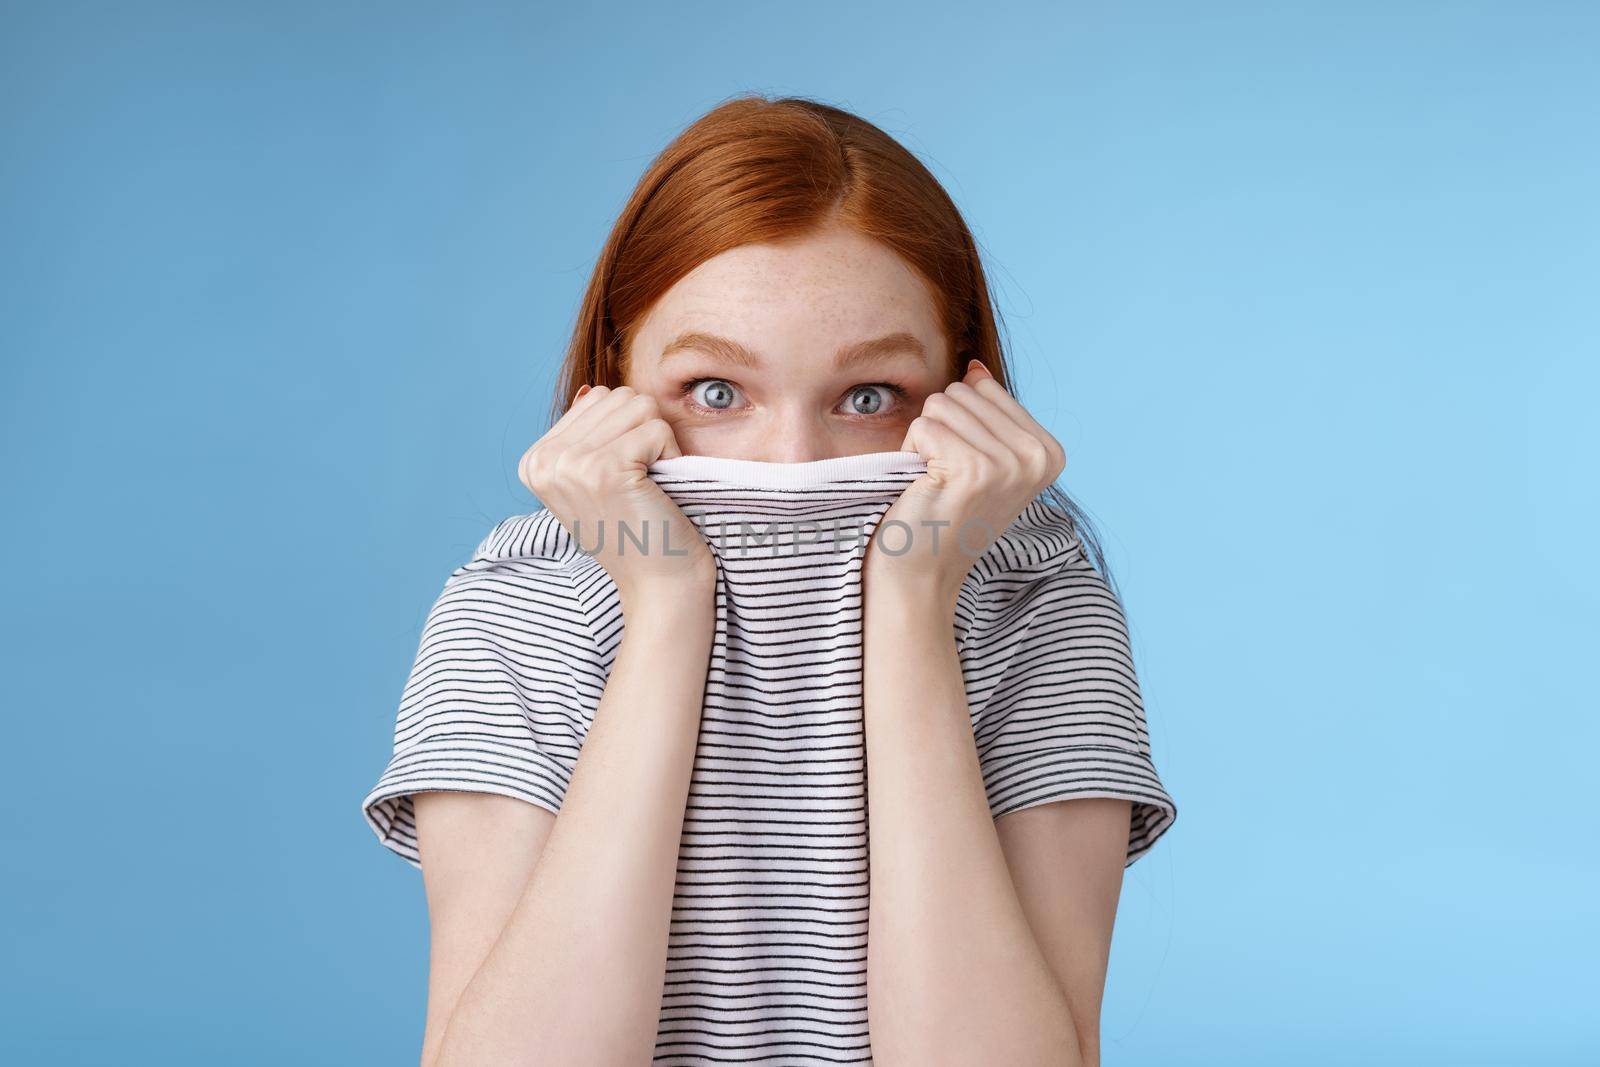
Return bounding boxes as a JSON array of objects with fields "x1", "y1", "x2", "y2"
[
  {"x1": 421, "y1": 587, "x2": 715, "y2": 1067},
  {"x1": 861, "y1": 580, "x2": 1083, "y2": 1066},
  {"x1": 413, "y1": 793, "x2": 554, "y2": 1067},
  {"x1": 863, "y1": 357, "x2": 1125, "y2": 1063},
  {"x1": 411, "y1": 382, "x2": 718, "y2": 1066},
  {"x1": 995, "y1": 799, "x2": 1131, "y2": 1067}
]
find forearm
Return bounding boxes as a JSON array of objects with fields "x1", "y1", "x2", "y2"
[
  {"x1": 436, "y1": 586, "x2": 715, "y2": 1067},
  {"x1": 862, "y1": 579, "x2": 1081, "y2": 1067}
]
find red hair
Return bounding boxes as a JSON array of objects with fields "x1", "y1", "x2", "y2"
[{"x1": 548, "y1": 93, "x2": 1120, "y2": 592}]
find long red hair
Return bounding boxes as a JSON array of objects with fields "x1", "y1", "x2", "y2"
[{"x1": 547, "y1": 93, "x2": 1119, "y2": 592}]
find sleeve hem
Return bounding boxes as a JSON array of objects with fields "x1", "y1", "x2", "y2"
[
  {"x1": 993, "y1": 787, "x2": 1177, "y2": 869},
  {"x1": 361, "y1": 756, "x2": 567, "y2": 870},
  {"x1": 985, "y1": 747, "x2": 1178, "y2": 868}
]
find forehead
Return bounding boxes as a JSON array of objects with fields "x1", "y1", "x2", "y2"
[{"x1": 634, "y1": 227, "x2": 946, "y2": 356}]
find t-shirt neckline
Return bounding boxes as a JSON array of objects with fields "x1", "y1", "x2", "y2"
[{"x1": 646, "y1": 449, "x2": 927, "y2": 489}]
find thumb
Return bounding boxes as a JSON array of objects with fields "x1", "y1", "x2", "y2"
[
  {"x1": 898, "y1": 416, "x2": 921, "y2": 453},
  {"x1": 659, "y1": 424, "x2": 685, "y2": 459}
]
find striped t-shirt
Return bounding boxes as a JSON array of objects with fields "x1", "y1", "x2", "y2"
[{"x1": 361, "y1": 449, "x2": 1177, "y2": 1064}]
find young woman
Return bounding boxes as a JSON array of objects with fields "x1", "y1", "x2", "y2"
[{"x1": 362, "y1": 94, "x2": 1176, "y2": 1067}]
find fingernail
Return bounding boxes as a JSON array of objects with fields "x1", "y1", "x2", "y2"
[
  {"x1": 575, "y1": 384, "x2": 591, "y2": 398},
  {"x1": 967, "y1": 358, "x2": 991, "y2": 378}
]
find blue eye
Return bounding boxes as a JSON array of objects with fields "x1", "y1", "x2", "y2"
[
  {"x1": 680, "y1": 378, "x2": 908, "y2": 416},
  {"x1": 688, "y1": 379, "x2": 741, "y2": 410},
  {"x1": 851, "y1": 385, "x2": 889, "y2": 415},
  {"x1": 841, "y1": 385, "x2": 900, "y2": 416}
]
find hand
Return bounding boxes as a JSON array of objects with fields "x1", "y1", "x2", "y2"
[
  {"x1": 864, "y1": 359, "x2": 1067, "y2": 611},
  {"x1": 519, "y1": 384, "x2": 716, "y2": 607}
]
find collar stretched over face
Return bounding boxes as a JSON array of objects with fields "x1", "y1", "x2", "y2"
[
  {"x1": 474, "y1": 449, "x2": 1086, "y2": 589},
  {"x1": 647, "y1": 449, "x2": 928, "y2": 489},
  {"x1": 646, "y1": 450, "x2": 929, "y2": 561}
]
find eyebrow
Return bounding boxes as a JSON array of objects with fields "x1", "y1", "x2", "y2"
[{"x1": 659, "y1": 330, "x2": 929, "y2": 372}]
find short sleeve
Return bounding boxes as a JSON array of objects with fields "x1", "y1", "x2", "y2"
[
  {"x1": 360, "y1": 520, "x2": 593, "y2": 870},
  {"x1": 964, "y1": 536, "x2": 1178, "y2": 868}
]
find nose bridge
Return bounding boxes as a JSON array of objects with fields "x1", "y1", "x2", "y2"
[{"x1": 763, "y1": 397, "x2": 832, "y2": 463}]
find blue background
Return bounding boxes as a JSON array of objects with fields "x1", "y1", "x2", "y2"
[{"x1": 3, "y1": 2, "x2": 1595, "y2": 1063}]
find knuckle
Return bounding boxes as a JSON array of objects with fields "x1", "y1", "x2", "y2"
[
  {"x1": 1046, "y1": 440, "x2": 1067, "y2": 474},
  {"x1": 549, "y1": 447, "x2": 580, "y2": 477},
  {"x1": 522, "y1": 453, "x2": 552, "y2": 492}
]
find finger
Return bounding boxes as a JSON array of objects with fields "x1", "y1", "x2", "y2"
[
  {"x1": 539, "y1": 383, "x2": 596, "y2": 446},
  {"x1": 901, "y1": 412, "x2": 968, "y2": 468},
  {"x1": 961, "y1": 363, "x2": 1066, "y2": 478},
  {"x1": 543, "y1": 382, "x2": 620, "y2": 446},
  {"x1": 656, "y1": 419, "x2": 685, "y2": 459},
  {"x1": 897, "y1": 414, "x2": 918, "y2": 452},
  {"x1": 917, "y1": 389, "x2": 1010, "y2": 463},
  {"x1": 584, "y1": 388, "x2": 664, "y2": 446},
  {"x1": 609, "y1": 415, "x2": 684, "y2": 466},
  {"x1": 958, "y1": 362, "x2": 1037, "y2": 431},
  {"x1": 940, "y1": 379, "x2": 1039, "y2": 455},
  {"x1": 902, "y1": 414, "x2": 999, "y2": 503},
  {"x1": 964, "y1": 363, "x2": 1056, "y2": 443},
  {"x1": 553, "y1": 384, "x2": 642, "y2": 447}
]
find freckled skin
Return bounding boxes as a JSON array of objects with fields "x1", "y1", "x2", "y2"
[{"x1": 624, "y1": 221, "x2": 952, "y2": 461}]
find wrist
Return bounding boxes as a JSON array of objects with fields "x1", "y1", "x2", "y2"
[
  {"x1": 862, "y1": 564, "x2": 962, "y2": 622},
  {"x1": 618, "y1": 567, "x2": 717, "y2": 626}
]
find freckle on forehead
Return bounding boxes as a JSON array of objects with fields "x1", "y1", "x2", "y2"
[{"x1": 653, "y1": 229, "x2": 941, "y2": 353}]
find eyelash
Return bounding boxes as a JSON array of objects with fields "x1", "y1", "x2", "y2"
[{"x1": 677, "y1": 377, "x2": 910, "y2": 417}]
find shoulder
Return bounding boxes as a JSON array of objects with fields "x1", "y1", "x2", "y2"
[
  {"x1": 963, "y1": 496, "x2": 1106, "y2": 618},
  {"x1": 439, "y1": 508, "x2": 605, "y2": 595},
  {"x1": 424, "y1": 508, "x2": 605, "y2": 650},
  {"x1": 953, "y1": 494, "x2": 1133, "y2": 670},
  {"x1": 462, "y1": 508, "x2": 586, "y2": 568}
]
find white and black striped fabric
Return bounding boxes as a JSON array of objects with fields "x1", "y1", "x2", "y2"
[{"x1": 361, "y1": 449, "x2": 1177, "y2": 1064}]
